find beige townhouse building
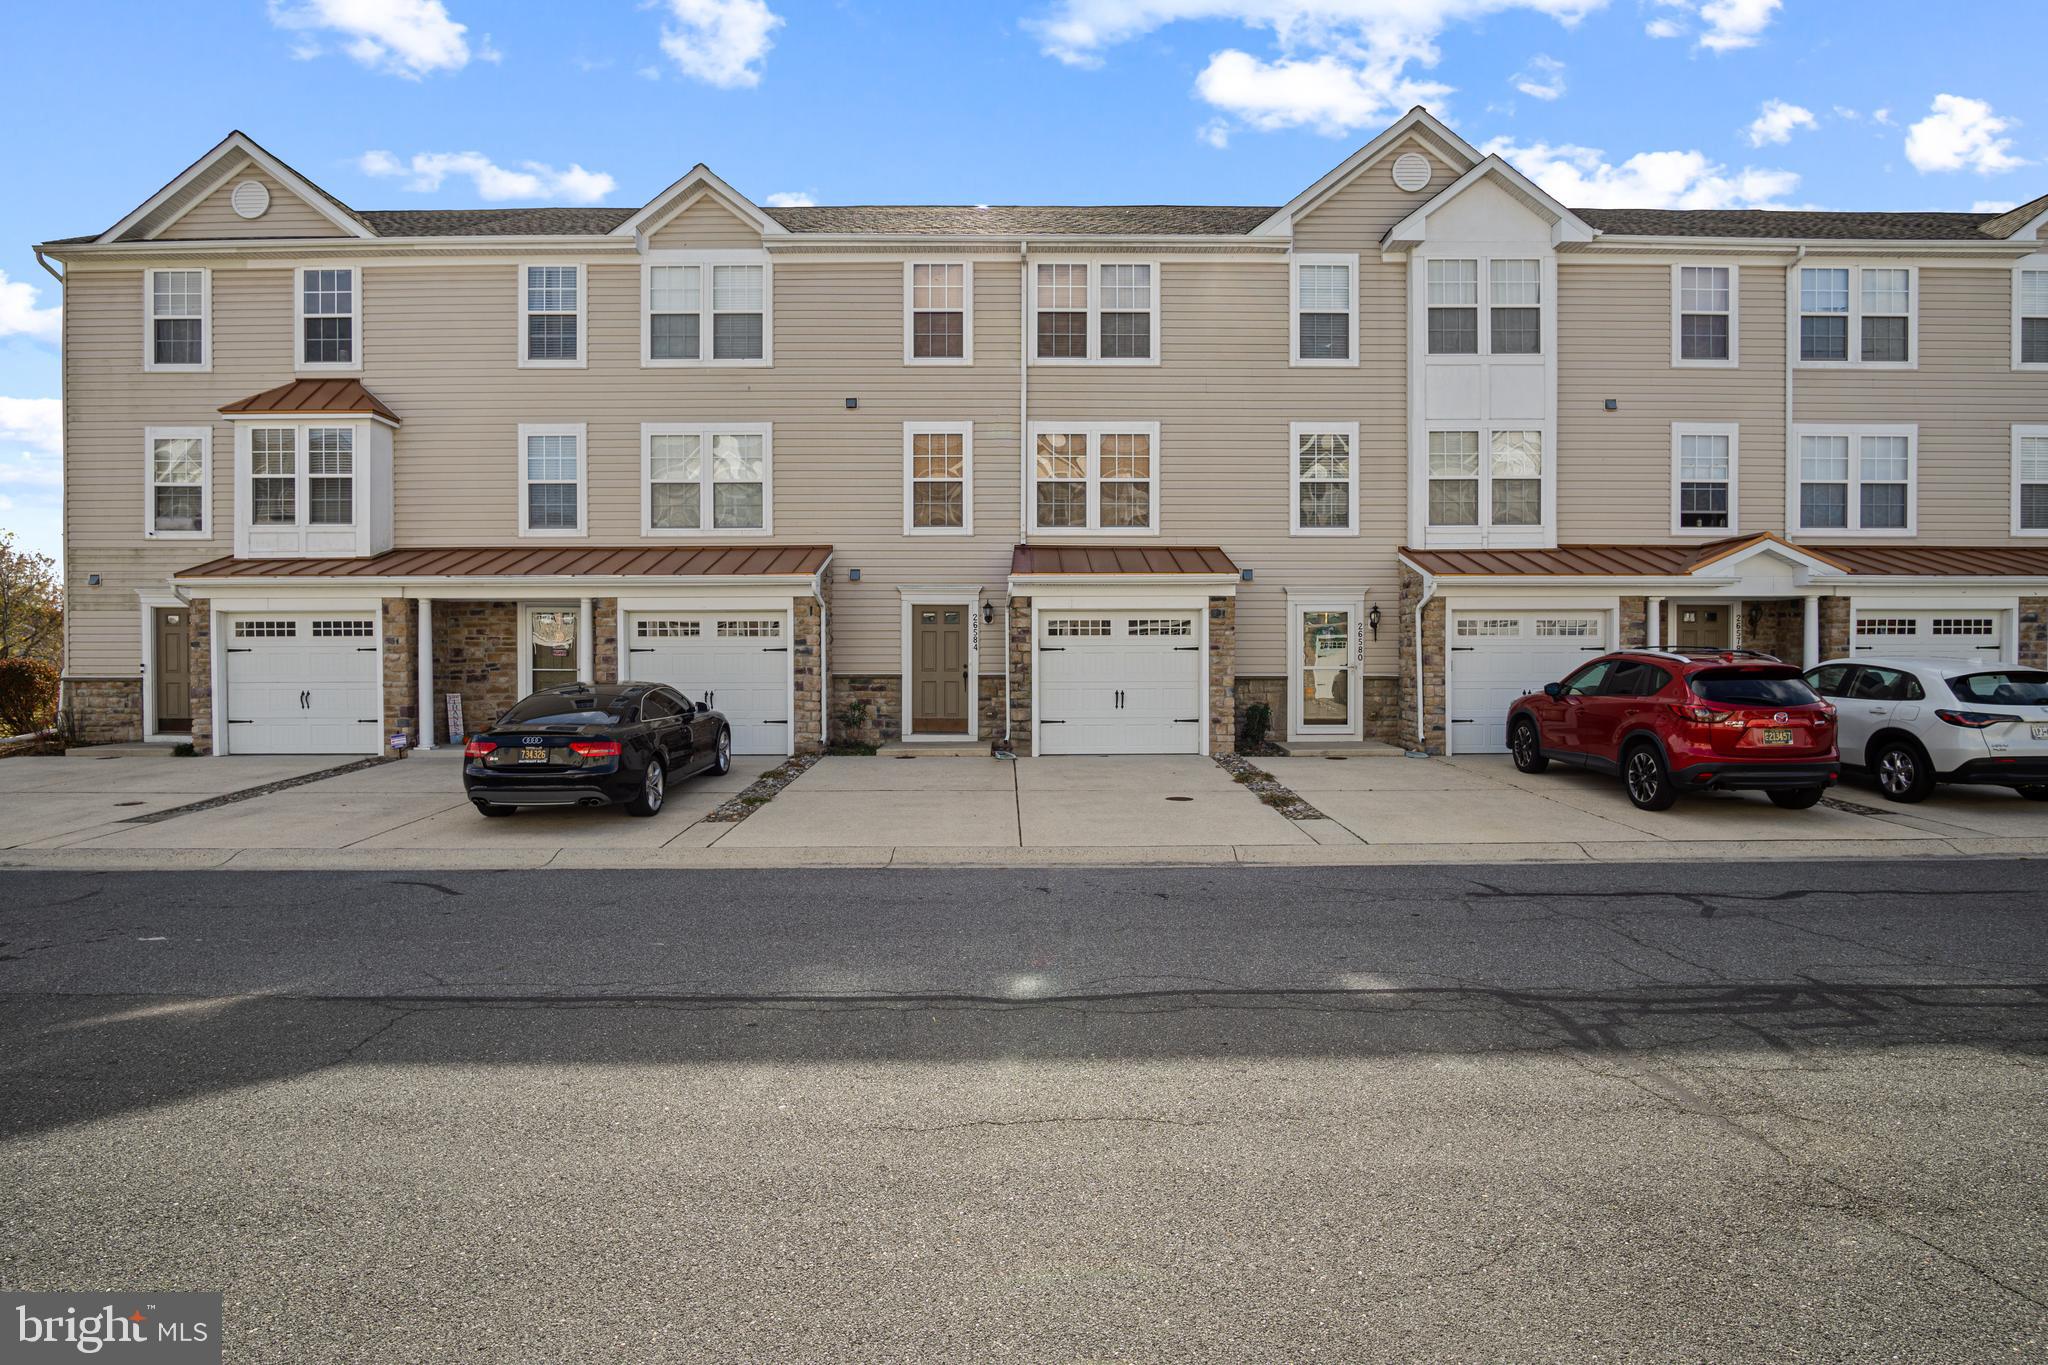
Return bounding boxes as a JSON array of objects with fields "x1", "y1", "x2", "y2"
[{"x1": 34, "y1": 109, "x2": 2048, "y2": 761}]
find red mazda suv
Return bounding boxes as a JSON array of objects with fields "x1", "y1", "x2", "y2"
[{"x1": 1504, "y1": 648, "x2": 1839, "y2": 812}]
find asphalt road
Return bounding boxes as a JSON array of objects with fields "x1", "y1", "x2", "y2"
[{"x1": 2, "y1": 862, "x2": 2044, "y2": 1363}]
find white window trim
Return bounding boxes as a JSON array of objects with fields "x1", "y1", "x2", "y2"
[
  {"x1": 293, "y1": 263, "x2": 363, "y2": 374},
  {"x1": 1795, "y1": 262, "x2": 1918, "y2": 371},
  {"x1": 1669, "y1": 422, "x2": 1740, "y2": 537},
  {"x1": 1422, "y1": 254, "x2": 1545, "y2": 360},
  {"x1": 638, "y1": 251, "x2": 773, "y2": 369},
  {"x1": 142, "y1": 425, "x2": 212, "y2": 540},
  {"x1": 1670, "y1": 263, "x2": 1740, "y2": 368},
  {"x1": 519, "y1": 422, "x2": 589, "y2": 539},
  {"x1": 902, "y1": 261, "x2": 974, "y2": 367},
  {"x1": 1421, "y1": 423, "x2": 1555, "y2": 542},
  {"x1": 2016, "y1": 259, "x2": 2048, "y2": 372},
  {"x1": 1026, "y1": 420, "x2": 1163, "y2": 536},
  {"x1": 1289, "y1": 420, "x2": 1360, "y2": 537},
  {"x1": 142, "y1": 267, "x2": 210, "y2": 373},
  {"x1": 2014, "y1": 423, "x2": 2048, "y2": 538},
  {"x1": 637, "y1": 421, "x2": 774, "y2": 537},
  {"x1": 1028, "y1": 259, "x2": 1162, "y2": 367},
  {"x1": 519, "y1": 263, "x2": 589, "y2": 370},
  {"x1": 1289, "y1": 253, "x2": 1359, "y2": 369},
  {"x1": 902, "y1": 421, "x2": 974, "y2": 537},
  {"x1": 1788, "y1": 422, "x2": 1918, "y2": 539}
]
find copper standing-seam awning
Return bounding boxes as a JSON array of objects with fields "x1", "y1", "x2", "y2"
[
  {"x1": 1811, "y1": 544, "x2": 2048, "y2": 577},
  {"x1": 219, "y1": 377, "x2": 401, "y2": 424},
  {"x1": 1010, "y1": 544, "x2": 1239, "y2": 576},
  {"x1": 175, "y1": 545, "x2": 833, "y2": 581},
  {"x1": 1401, "y1": 534, "x2": 2048, "y2": 579}
]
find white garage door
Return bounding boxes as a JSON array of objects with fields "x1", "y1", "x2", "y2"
[
  {"x1": 625, "y1": 612, "x2": 791, "y2": 754},
  {"x1": 1448, "y1": 612, "x2": 1608, "y2": 754},
  {"x1": 222, "y1": 615, "x2": 381, "y2": 754},
  {"x1": 1037, "y1": 612, "x2": 1204, "y2": 755},
  {"x1": 1854, "y1": 611, "x2": 2007, "y2": 663}
]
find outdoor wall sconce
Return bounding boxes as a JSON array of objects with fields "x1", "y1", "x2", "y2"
[
  {"x1": 1367, "y1": 603, "x2": 1382, "y2": 640},
  {"x1": 981, "y1": 602, "x2": 995, "y2": 625},
  {"x1": 847, "y1": 568, "x2": 861, "y2": 582},
  {"x1": 1747, "y1": 603, "x2": 1764, "y2": 633}
]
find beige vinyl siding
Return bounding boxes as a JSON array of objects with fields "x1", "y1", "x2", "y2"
[
  {"x1": 1290, "y1": 137, "x2": 1457, "y2": 252},
  {"x1": 157, "y1": 166, "x2": 350, "y2": 240},
  {"x1": 1026, "y1": 258, "x2": 1408, "y2": 676},
  {"x1": 1557, "y1": 262, "x2": 1788, "y2": 541},
  {"x1": 646, "y1": 197, "x2": 764, "y2": 250},
  {"x1": 1796, "y1": 266, "x2": 2048, "y2": 541}
]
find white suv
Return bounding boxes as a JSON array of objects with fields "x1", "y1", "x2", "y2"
[{"x1": 1802, "y1": 657, "x2": 2048, "y2": 803}]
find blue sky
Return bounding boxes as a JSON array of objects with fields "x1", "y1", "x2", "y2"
[{"x1": 3, "y1": 0, "x2": 2042, "y2": 570}]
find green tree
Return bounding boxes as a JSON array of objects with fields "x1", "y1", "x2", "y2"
[{"x1": 0, "y1": 531, "x2": 63, "y2": 670}]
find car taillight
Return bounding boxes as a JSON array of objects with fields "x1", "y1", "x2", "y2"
[
  {"x1": 1935, "y1": 709, "x2": 2023, "y2": 729},
  {"x1": 1675, "y1": 704, "x2": 1744, "y2": 728},
  {"x1": 1812, "y1": 706, "x2": 1834, "y2": 727},
  {"x1": 463, "y1": 739, "x2": 496, "y2": 758},
  {"x1": 568, "y1": 739, "x2": 623, "y2": 757}
]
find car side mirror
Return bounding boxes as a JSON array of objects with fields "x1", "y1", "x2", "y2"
[
  {"x1": 1543, "y1": 682, "x2": 1564, "y2": 700},
  {"x1": 697, "y1": 700, "x2": 711, "y2": 714}
]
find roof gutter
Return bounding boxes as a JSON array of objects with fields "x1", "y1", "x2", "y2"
[{"x1": 33, "y1": 247, "x2": 63, "y2": 285}]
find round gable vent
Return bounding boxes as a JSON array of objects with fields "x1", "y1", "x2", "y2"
[
  {"x1": 1391, "y1": 153, "x2": 1432, "y2": 193},
  {"x1": 230, "y1": 180, "x2": 271, "y2": 220}
]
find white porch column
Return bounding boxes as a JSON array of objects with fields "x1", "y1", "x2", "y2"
[
  {"x1": 577, "y1": 596, "x2": 594, "y2": 684},
  {"x1": 1803, "y1": 595, "x2": 1820, "y2": 667},
  {"x1": 415, "y1": 595, "x2": 435, "y2": 750},
  {"x1": 1647, "y1": 597, "x2": 1664, "y2": 648}
]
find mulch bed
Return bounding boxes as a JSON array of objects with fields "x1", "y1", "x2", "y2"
[
  {"x1": 703, "y1": 752, "x2": 823, "y2": 823},
  {"x1": 1213, "y1": 753, "x2": 1327, "y2": 822}
]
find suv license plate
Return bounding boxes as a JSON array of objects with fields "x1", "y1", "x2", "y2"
[
  {"x1": 1757, "y1": 728, "x2": 1795, "y2": 746},
  {"x1": 2034, "y1": 724, "x2": 2048, "y2": 741},
  {"x1": 521, "y1": 745, "x2": 548, "y2": 763}
]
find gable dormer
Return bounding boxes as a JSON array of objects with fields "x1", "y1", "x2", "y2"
[
  {"x1": 609, "y1": 165, "x2": 786, "y2": 250},
  {"x1": 102, "y1": 132, "x2": 372, "y2": 244},
  {"x1": 1257, "y1": 107, "x2": 1482, "y2": 252}
]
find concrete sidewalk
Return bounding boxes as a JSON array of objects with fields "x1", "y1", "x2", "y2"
[{"x1": 2, "y1": 748, "x2": 2045, "y2": 870}]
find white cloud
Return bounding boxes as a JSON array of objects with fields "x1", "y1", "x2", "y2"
[
  {"x1": 0, "y1": 397, "x2": 61, "y2": 458},
  {"x1": 1644, "y1": 16, "x2": 1682, "y2": 38},
  {"x1": 1481, "y1": 136, "x2": 1800, "y2": 208},
  {"x1": 1198, "y1": 118, "x2": 1232, "y2": 149},
  {"x1": 359, "y1": 150, "x2": 618, "y2": 203},
  {"x1": 763, "y1": 190, "x2": 816, "y2": 207},
  {"x1": 1641, "y1": 0, "x2": 1778, "y2": 51},
  {"x1": 0, "y1": 270, "x2": 62, "y2": 344},
  {"x1": 1029, "y1": 1, "x2": 1604, "y2": 138},
  {"x1": 1745, "y1": 99, "x2": 1815, "y2": 147},
  {"x1": 1905, "y1": 94, "x2": 2029, "y2": 175},
  {"x1": 1973, "y1": 200, "x2": 2019, "y2": 214},
  {"x1": 658, "y1": 0, "x2": 783, "y2": 88},
  {"x1": 1513, "y1": 54, "x2": 1565, "y2": 101},
  {"x1": 266, "y1": 0, "x2": 474, "y2": 78}
]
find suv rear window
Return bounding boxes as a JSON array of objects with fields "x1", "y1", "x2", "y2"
[
  {"x1": 501, "y1": 694, "x2": 623, "y2": 725},
  {"x1": 1689, "y1": 669, "x2": 1818, "y2": 706},
  {"x1": 1946, "y1": 671, "x2": 2048, "y2": 706}
]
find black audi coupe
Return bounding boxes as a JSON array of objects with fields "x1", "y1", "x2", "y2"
[{"x1": 462, "y1": 682, "x2": 732, "y2": 817}]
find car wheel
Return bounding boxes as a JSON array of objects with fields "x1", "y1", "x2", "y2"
[
  {"x1": 1623, "y1": 743, "x2": 1679, "y2": 812},
  {"x1": 713, "y1": 727, "x2": 732, "y2": 776},
  {"x1": 1510, "y1": 718, "x2": 1549, "y2": 774},
  {"x1": 2018, "y1": 785, "x2": 2048, "y2": 802},
  {"x1": 1872, "y1": 741, "x2": 1935, "y2": 804},
  {"x1": 475, "y1": 802, "x2": 515, "y2": 818},
  {"x1": 625, "y1": 758, "x2": 666, "y2": 817},
  {"x1": 1767, "y1": 787, "x2": 1825, "y2": 811}
]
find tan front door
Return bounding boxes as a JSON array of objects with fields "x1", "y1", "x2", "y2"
[
  {"x1": 153, "y1": 608, "x2": 191, "y2": 733},
  {"x1": 1674, "y1": 605, "x2": 1729, "y2": 649},
  {"x1": 910, "y1": 606, "x2": 969, "y2": 734}
]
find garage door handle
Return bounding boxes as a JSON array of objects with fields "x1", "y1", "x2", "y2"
[
  {"x1": 763, "y1": 647, "x2": 788, "y2": 653},
  {"x1": 1174, "y1": 646, "x2": 1199, "y2": 651},
  {"x1": 1175, "y1": 718, "x2": 1198, "y2": 724},
  {"x1": 764, "y1": 719, "x2": 787, "y2": 725},
  {"x1": 1039, "y1": 646, "x2": 1065, "y2": 652},
  {"x1": 300, "y1": 690, "x2": 310, "y2": 709},
  {"x1": 226, "y1": 647, "x2": 252, "y2": 654},
  {"x1": 629, "y1": 646, "x2": 655, "y2": 653},
  {"x1": 1451, "y1": 646, "x2": 1474, "y2": 652},
  {"x1": 356, "y1": 646, "x2": 376, "y2": 653}
]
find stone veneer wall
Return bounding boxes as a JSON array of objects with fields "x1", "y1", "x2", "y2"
[
  {"x1": 792, "y1": 594, "x2": 824, "y2": 754},
  {"x1": 1236, "y1": 674, "x2": 1402, "y2": 748},
  {"x1": 592, "y1": 597, "x2": 619, "y2": 685},
  {"x1": 64, "y1": 679, "x2": 142, "y2": 745},
  {"x1": 1819, "y1": 598, "x2": 1851, "y2": 662},
  {"x1": 1005, "y1": 595, "x2": 1032, "y2": 755},
  {"x1": 829, "y1": 674, "x2": 901, "y2": 744},
  {"x1": 381, "y1": 598, "x2": 420, "y2": 751},
  {"x1": 1362, "y1": 677, "x2": 1402, "y2": 745},
  {"x1": 2022, "y1": 598, "x2": 2047, "y2": 669},
  {"x1": 188, "y1": 600, "x2": 212, "y2": 753},
  {"x1": 977, "y1": 675, "x2": 1002, "y2": 748},
  {"x1": 1236, "y1": 675, "x2": 1285, "y2": 747},
  {"x1": 1744, "y1": 599, "x2": 1806, "y2": 664},
  {"x1": 433, "y1": 601, "x2": 518, "y2": 743},
  {"x1": 1207, "y1": 595, "x2": 1236, "y2": 756},
  {"x1": 1396, "y1": 568, "x2": 1447, "y2": 753},
  {"x1": 1619, "y1": 597, "x2": 1649, "y2": 649}
]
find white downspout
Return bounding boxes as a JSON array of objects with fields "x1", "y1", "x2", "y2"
[
  {"x1": 1019, "y1": 240, "x2": 1031, "y2": 544},
  {"x1": 1412, "y1": 571, "x2": 1438, "y2": 753},
  {"x1": 1787, "y1": 246, "x2": 1804, "y2": 536}
]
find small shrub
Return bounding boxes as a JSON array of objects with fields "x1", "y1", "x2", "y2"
[
  {"x1": 1240, "y1": 702, "x2": 1272, "y2": 749},
  {"x1": 174, "y1": 742, "x2": 197, "y2": 757},
  {"x1": 833, "y1": 698, "x2": 872, "y2": 742},
  {"x1": 0, "y1": 657, "x2": 59, "y2": 737}
]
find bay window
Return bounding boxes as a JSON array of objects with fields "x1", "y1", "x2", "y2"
[
  {"x1": 1794, "y1": 425, "x2": 1916, "y2": 535},
  {"x1": 519, "y1": 423, "x2": 586, "y2": 536},
  {"x1": 1291, "y1": 423, "x2": 1358, "y2": 535},
  {"x1": 1029, "y1": 423, "x2": 1159, "y2": 533},
  {"x1": 641, "y1": 423, "x2": 772, "y2": 535},
  {"x1": 143, "y1": 427, "x2": 210, "y2": 538},
  {"x1": 1799, "y1": 266, "x2": 1915, "y2": 367},
  {"x1": 308, "y1": 427, "x2": 353, "y2": 525},
  {"x1": 1031, "y1": 262, "x2": 1158, "y2": 364},
  {"x1": 1674, "y1": 265, "x2": 1737, "y2": 365},
  {"x1": 144, "y1": 269, "x2": 209, "y2": 371}
]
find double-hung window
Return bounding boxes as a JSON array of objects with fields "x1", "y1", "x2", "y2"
[
  {"x1": 1291, "y1": 422, "x2": 1358, "y2": 535},
  {"x1": 1674, "y1": 265, "x2": 1737, "y2": 365},
  {"x1": 1291, "y1": 255, "x2": 1356, "y2": 365},
  {"x1": 143, "y1": 426, "x2": 210, "y2": 538},
  {"x1": 640, "y1": 423, "x2": 772, "y2": 535},
  {"x1": 1426, "y1": 429, "x2": 1544, "y2": 530},
  {"x1": 1426, "y1": 260, "x2": 1479, "y2": 354},
  {"x1": 1794, "y1": 425, "x2": 1915, "y2": 535},
  {"x1": 1029, "y1": 423, "x2": 1159, "y2": 533},
  {"x1": 640, "y1": 257, "x2": 770, "y2": 365},
  {"x1": 1031, "y1": 262, "x2": 1158, "y2": 363},
  {"x1": 903, "y1": 423, "x2": 972, "y2": 535},
  {"x1": 307, "y1": 427, "x2": 354, "y2": 525},
  {"x1": 2016, "y1": 426, "x2": 2048, "y2": 535},
  {"x1": 2017, "y1": 268, "x2": 2048, "y2": 369},
  {"x1": 519, "y1": 423, "x2": 586, "y2": 536},
  {"x1": 144, "y1": 269, "x2": 209, "y2": 371},
  {"x1": 1424, "y1": 257, "x2": 1542, "y2": 357},
  {"x1": 905, "y1": 263, "x2": 971, "y2": 363},
  {"x1": 1489, "y1": 260, "x2": 1541, "y2": 355},
  {"x1": 1672, "y1": 424, "x2": 1738, "y2": 533},
  {"x1": 250, "y1": 428, "x2": 297, "y2": 525},
  {"x1": 242, "y1": 424, "x2": 358, "y2": 531},
  {"x1": 1799, "y1": 266, "x2": 1915, "y2": 367},
  {"x1": 521, "y1": 265, "x2": 585, "y2": 367},
  {"x1": 297, "y1": 267, "x2": 358, "y2": 370}
]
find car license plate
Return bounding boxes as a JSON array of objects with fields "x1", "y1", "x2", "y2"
[
  {"x1": 2033, "y1": 724, "x2": 2048, "y2": 741},
  {"x1": 1757, "y1": 728, "x2": 1795, "y2": 746},
  {"x1": 521, "y1": 745, "x2": 548, "y2": 763}
]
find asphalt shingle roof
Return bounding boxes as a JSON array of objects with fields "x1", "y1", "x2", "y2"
[
  {"x1": 763, "y1": 204, "x2": 1277, "y2": 235},
  {"x1": 1572, "y1": 207, "x2": 2002, "y2": 241}
]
